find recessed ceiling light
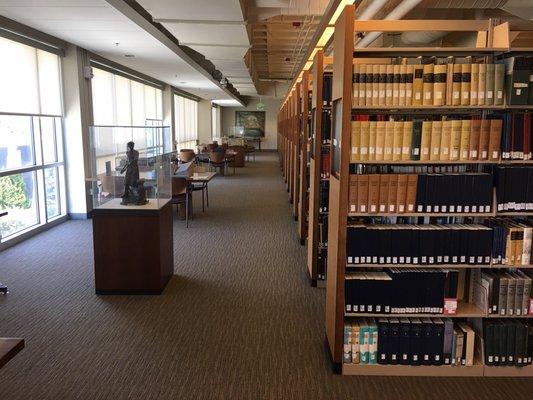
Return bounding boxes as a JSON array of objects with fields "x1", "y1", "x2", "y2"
[{"x1": 124, "y1": 54, "x2": 135, "y2": 58}]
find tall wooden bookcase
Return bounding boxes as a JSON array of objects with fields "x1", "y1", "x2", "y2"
[
  {"x1": 298, "y1": 70, "x2": 311, "y2": 243},
  {"x1": 325, "y1": 3, "x2": 533, "y2": 376}
]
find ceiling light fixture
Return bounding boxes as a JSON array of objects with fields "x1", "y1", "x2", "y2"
[{"x1": 124, "y1": 54, "x2": 135, "y2": 58}]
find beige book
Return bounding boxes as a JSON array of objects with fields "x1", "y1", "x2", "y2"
[
  {"x1": 479, "y1": 119, "x2": 491, "y2": 160},
  {"x1": 405, "y1": 65, "x2": 414, "y2": 106},
  {"x1": 357, "y1": 175, "x2": 369, "y2": 213},
  {"x1": 446, "y1": 61, "x2": 454, "y2": 105},
  {"x1": 392, "y1": 121, "x2": 404, "y2": 161},
  {"x1": 388, "y1": 175, "x2": 398, "y2": 213},
  {"x1": 359, "y1": 121, "x2": 370, "y2": 161},
  {"x1": 477, "y1": 63, "x2": 486, "y2": 106},
  {"x1": 494, "y1": 63, "x2": 505, "y2": 106},
  {"x1": 375, "y1": 120, "x2": 386, "y2": 161},
  {"x1": 440, "y1": 120, "x2": 452, "y2": 161},
  {"x1": 383, "y1": 120, "x2": 394, "y2": 161},
  {"x1": 430, "y1": 120, "x2": 443, "y2": 160},
  {"x1": 392, "y1": 65, "x2": 400, "y2": 106},
  {"x1": 433, "y1": 64, "x2": 447, "y2": 106},
  {"x1": 422, "y1": 64, "x2": 434, "y2": 106},
  {"x1": 349, "y1": 174, "x2": 358, "y2": 212},
  {"x1": 396, "y1": 174, "x2": 408, "y2": 214},
  {"x1": 460, "y1": 63, "x2": 471, "y2": 106},
  {"x1": 378, "y1": 175, "x2": 390, "y2": 213},
  {"x1": 359, "y1": 64, "x2": 367, "y2": 106},
  {"x1": 372, "y1": 64, "x2": 379, "y2": 106},
  {"x1": 378, "y1": 65, "x2": 387, "y2": 106},
  {"x1": 350, "y1": 120, "x2": 361, "y2": 162},
  {"x1": 420, "y1": 121, "x2": 432, "y2": 161},
  {"x1": 401, "y1": 121, "x2": 413, "y2": 161},
  {"x1": 368, "y1": 121, "x2": 377, "y2": 161},
  {"x1": 406, "y1": 174, "x2": 418, "y2": 213},
  {"x1": 412, "y1": 65, "x2": 424, "y2": 106},
  {"x1": 469, "y1": 119, "x2": 481, "y2": 160},
  {"x1": 368, "y1": 174, "x2": 380, "y2": 213},
  {"x1": 399, "y1": 64, "x2": 407, "y2": 106},
  {"x1": 470, "y1": 63, "x2": 479, "y2": 106},
  {"x1": 457, "y1": 322, "x2": 475, "y2": 367},
  {"x1": 450, "y1": 119, "x2": 462, "y2": 160},
  {"x1": 385, "y1": 65, "x2": 394, "y2": 106},
  {"x1": 488, "y1": 119, "x2": 503, "y2": 161},
  {"x1": 451, "y1": 64, "x2": 462, "y2": 106},
  {"x1": 352, "y1": 63, "x2": 360, "y2": 108},
  {"x1": 459, "y1": 119, "x2": 471, "y2": 160},
  {"x1": 485, "y1": 63, "x2": 495, "y2": 106}
]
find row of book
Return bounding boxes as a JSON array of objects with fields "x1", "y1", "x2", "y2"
[
  {"x1": 484, "y1": 320, "x2": 533, "y2": 367},
  {"x1": 320, "y1": 152, "x2": 330, "y2": 179},
  {"x1": 472, "y1": 269, "x2": 533, "y2": 317},
  {"x1": 352, "y1": 62, "x2": 505, "y2": 107},
  {"x1": 320, "y1": 109, "x2": 331, "y2": 143},
  {"x1": 347, "y1": 224, "x2": 493, "y2": 265},
  {"x1": 495, "y1": 167, "x2": 533, "y2": 212},
  {"x1": 318, "y1": 180, "x2": 329, "y2": 212},
  {"x1": 345, "y1": 269, "x2": 458, "y2": 314},
  {"x1": 323, "y1": 73, "x2": 332, "y2": 106},
  {"x1": 344, "y1": 318, "x2": 477, "y2": 367},
  {"x1": 350, "y1": 118, "x2": 502, "y2": 162},
  {"x1": 501, "y1": 112, "x2": 532, "y2": 160},
  {"x1": 348, "y1": 173, "x2": 493, "y2": 214},
  {"x1": 488, "y1": 219, "x2": 532, "y2": 266}
]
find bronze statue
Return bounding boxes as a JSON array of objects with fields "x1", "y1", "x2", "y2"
[{"x1": 120, "y1": 141, "x2": 148, "y2": 205}]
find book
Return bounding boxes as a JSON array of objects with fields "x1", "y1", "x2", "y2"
[
  {"x1": 422, "y1": 64, "x2": 434, "y2": 106},
  {"x1": 486, "y1": 64, "x2": 495, "y2": 106},
  {"x1": 369, "y1": 121, "x2": 377, "y2": 161},
  {"x1": 429, "y1": 120, "x2": 443, "y2": 161},
  {"x1": 384, "y1": 120, "x2": 394, "y2": 161},
  {"x1": 478, "y1": 63, "x2": 486, "y2": 105},
  {"x1": 401, "y1": 121, "x2": 413, "y2": 161},
  {"x1": 412, "y1": 65, "x2": 424, "y2": 106},
  {"x1": 405, "y1": 65, "x2": 414, "y2": 106},
  {"x1": 372, "y1": 64, "x2": 380, "y2": 106},
  {"x1": 357, "y1": 174, "x2": 369, "y2": 213},
  {"x1": 452, "y1": 64, "x2": 462, "y2": 106},
  {"x1": 469, "y1": 118, "x2": 481, "y2": 160},
  {"x1": 470, "y1": 63, "x2": 479, "y2": 106},
  {"x1": 351, "y1": 120, "x2": 361, "y2": 162},
  {"x1": 353, "y1": 64, "x2": 360, "y2": 108},
  {"x1": 359, "y1": 64, "x2": 367, "y2": 106},
  {"x1": 488, "y1": 118, "x2": 503, "y2": 161},
  {"x1": 399, "y1": 64, "x2": 407, "y2": 106},
  {"x1": 411, "y1": 119, "x2": 423, "y2": 161},
  {"x1": 385, "y1": 65, "x2": 394, "y2": 106},
  {"x1": 450, "y1": 119, "x2": 462, "y2": 160},
  {"x1": 461, "y1": 63, "x2": 471, "y2": 106},
  {"x1": 494, "y1": 63, "x2": 505, "y2": 106},
  {"x1": 406, "y1": 174, "x2": 418, "y2": 213},
  {"x1": 368, "y1": 174, "x2": 380, "y2": 213},
  {"x1": 378, "y1": 175, "x2": 390, "y2": 213},
  {"x1": 375, "y1": 120, "x2": 386, "y2": 161},
  {"x1": 440, "y1": 119, "x2": 452, "y2": 161},
  {"x1": 459, "y1": 119, "x2": 471, "y2": 160},
  {"x1": 479, "y1": 118, "x2": 491, "y2": 160},
  {"x1": 360, "y1": 121, "x2": 370, "y2": 161},
  {"x1": 378, "y1": 64, "x2": 387, "y2": 106},
  {"x1": 433, "y1": 64, "x2": 447, "y2": 106},
  {"x1": 420, "y1": 121, "x2": 432, "y2": 161},
  {"x1": 393, "y1": 121, "x2": 404, "y2": 161},
  {"x1": 348, "y1": 174, "x2": 358, "y2": 213},
  {"x1": 393, "y1": 65, "x2": 400, "y2": 106}
]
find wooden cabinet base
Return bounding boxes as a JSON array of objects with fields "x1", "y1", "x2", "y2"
[{"x1": 92, "y1": 200, "x2": 174, "y2": 295}]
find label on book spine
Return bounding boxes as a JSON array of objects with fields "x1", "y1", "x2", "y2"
[{"x1": 443, "y1": 298, "x2": 458, "y2": 315}]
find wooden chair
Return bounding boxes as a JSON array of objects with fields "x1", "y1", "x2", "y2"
[
  {"x1": 245, "y1": 144, "x2": 256, "y2": 162},
  {"x1": 209, "y1": 150, "x2": 227, "y2": 175},
  {"x1": 179, "y1": 149, "x2": 195, "y2": 163},
  {"x1": 171, "y1": 176, "x2": 191, "y2": 227}
]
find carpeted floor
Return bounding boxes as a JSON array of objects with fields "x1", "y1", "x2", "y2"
[{"x1": 0, "y1": 152, "x2": 532, "y2": 400}]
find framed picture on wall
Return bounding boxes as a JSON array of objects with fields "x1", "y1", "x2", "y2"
[{"x1": 235, "y1": 111, "x2": 265, "y2": 138}]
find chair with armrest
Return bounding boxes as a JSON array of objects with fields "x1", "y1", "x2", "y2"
[
  {"x1": 179, "y1": 149, "x2": 196, "y2": 163},
  {"x1": 171, "y1": 161, "x2": 195, "y2": 227},
  {"x1": 209, "y1": 150, "x2": 227, "y2": 176}
]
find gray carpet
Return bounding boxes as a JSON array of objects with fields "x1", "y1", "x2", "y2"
[{"x1": 0, "y1": 152, "x2": 532, "y2": 400}]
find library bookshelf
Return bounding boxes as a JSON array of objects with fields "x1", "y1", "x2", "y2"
[
  {"x1": 323, "y1": 4, "x2": 533, "y2": 377},
  {"x1": 307, "y1": 50, "x2": 331, "y2": 286},
  {"x1": 297, "y1": 70, "x2": 311, "y2": 244}
]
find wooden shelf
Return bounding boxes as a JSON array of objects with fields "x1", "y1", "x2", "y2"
[
  {"x1": 348, "y1": 212, "x2": 493, "y2": 218},
  {"x1": 353, "y1": 47, "x2": 508, "y2": 57},
  {"x1": 352, "y1": 105, "x2": 505, "y2": 111},
  {"x1": 350, "y1": 160, "x2": 497, "y2": 165},
  {"x1": 346, "y1": 263, "x2": 533, "y2": 269},
  {"x1": 345, "y1": 302, "x2": 485, "y2": 318},
  {"x1": 483, "y1": 364, "x2": 533, "y2": 377},
  {"x1": 342, "y1": 361, "x2": 485, "y2": 376}
]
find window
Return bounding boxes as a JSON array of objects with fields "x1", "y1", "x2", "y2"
[
  {"x1": 211, "y1": 105, "x2": 221, "y2": 139},
  {"x1": 91, "y1": 68, "x2": 163, "y2": 127},
  {"x1": 0, "y1": 36, "x2": 65, "y2": 243},
  {"x1": 174, "y1": 94, "x2": 198, "y2": 150}
]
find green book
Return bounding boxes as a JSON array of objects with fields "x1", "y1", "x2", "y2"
[
  {"x1": 368, "y1": 319, "x2": 378, "y2": 365},
  {"x1": 360, "y1": 320, "x2": 370, "y2": 364}
]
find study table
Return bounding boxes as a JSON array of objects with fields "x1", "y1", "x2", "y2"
[
  {"x1": 187, "y1": 172, "x2": 216, "y2": 212},
  {"x1": 0, "y1": 338, "x2": 24, "y2": 370}
]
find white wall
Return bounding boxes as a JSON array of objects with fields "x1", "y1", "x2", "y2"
[{"x1": 220, "y1": 98, "x2": 281, "y2": 150}]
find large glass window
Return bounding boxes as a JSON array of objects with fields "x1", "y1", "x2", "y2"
[
  {"x1": 174, "y1": 94, "x2": 198, "y2": 150},
  {"x1": 0, "y1": 36, "x2": 65, "y2": 243},
  {"x1": 91, "y1": 68, "x2": 163, "y2": 127}
]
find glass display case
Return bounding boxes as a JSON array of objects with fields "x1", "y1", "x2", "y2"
[{"x1": 88, "y1": 125, "x2": 173, "y2": 210}]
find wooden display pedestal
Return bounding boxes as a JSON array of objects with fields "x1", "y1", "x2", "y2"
[{"x1": 92, "y1": 199, "x2": 173, "y2": 295}]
